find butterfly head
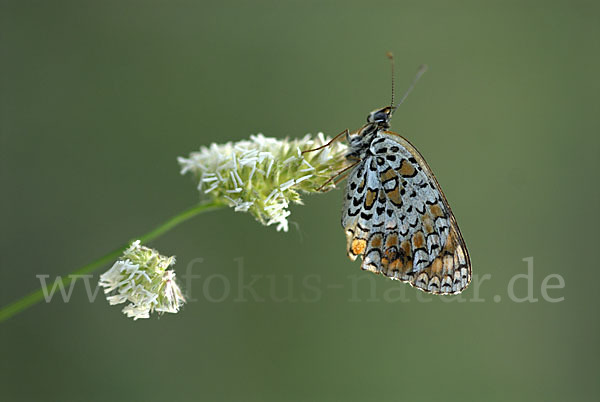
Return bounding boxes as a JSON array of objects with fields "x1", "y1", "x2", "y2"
[
  {"x1": 346, "y1": 106, "x2": 392, "y2": 156},
  {"x1": 367, "y1": 106, "x2": 392, "y2": 128}
]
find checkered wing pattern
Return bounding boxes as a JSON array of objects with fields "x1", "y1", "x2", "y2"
[{"x1": 342, "y1": 131, "x2": 471, "y2": 294}]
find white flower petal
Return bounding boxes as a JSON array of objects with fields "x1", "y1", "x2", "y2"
[
  {"x1": 98, "y1": 241, "x2": 186, "y2": 320},
  {"x1": 178, "y1": 133, "x2": 348, "y2": 231}
]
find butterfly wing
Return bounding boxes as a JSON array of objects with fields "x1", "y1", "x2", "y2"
[{"x1": 341, "y1": 131, "x2": 471, "y2": 294}]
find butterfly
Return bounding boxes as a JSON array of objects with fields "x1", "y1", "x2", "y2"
[{"x1": 307, "y1": 55, "x2": 471, "y2": 294}]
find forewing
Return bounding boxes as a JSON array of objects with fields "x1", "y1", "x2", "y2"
[{"x1": 341, "y1": 132, "x2": 471, "y2": 294}]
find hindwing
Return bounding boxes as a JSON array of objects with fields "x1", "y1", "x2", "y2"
[{"x1": 341, "y1": 131, "x2": 471, "y2": 294}]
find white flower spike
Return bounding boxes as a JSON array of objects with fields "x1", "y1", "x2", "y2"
[
  {"x1": 99, "y1": 241, "x2": 185, "y2": 320},
  {"x1": 178, "y1": 133, "x2": 348, "y2": 232}
]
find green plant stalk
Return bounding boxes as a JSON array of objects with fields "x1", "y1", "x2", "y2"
[{"x1": 0, "y1": 201, "x2": 224, "y2": 323}]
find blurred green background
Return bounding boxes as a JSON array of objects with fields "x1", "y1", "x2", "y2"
[{"x1": 1, "y1": 1, "x2": 599, "y2": 401}]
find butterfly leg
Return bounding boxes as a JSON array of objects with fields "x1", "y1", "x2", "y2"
[
  {"x1": 301, "y1": 129, "x2": 349, "y2": 154},
  {"x1": 314, "y1": 160, "x2": 360, "y2": 192},
  {"x1": 332, "y1": 170, "x2": 352, "y2": 187}
]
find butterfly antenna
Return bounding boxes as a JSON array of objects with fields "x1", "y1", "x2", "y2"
[
  {"x1": 391, "y1": 64, "x2": 428, "y2": 115},
  {"x1": 387, "y1": 51, "x2": 395, "y2": 109}
]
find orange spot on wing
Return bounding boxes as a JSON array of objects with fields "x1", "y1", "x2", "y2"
[
  {"x1": 412, "y1": 231, "x2": 425, "y2": 249},
  {"x1": 380, "y1": 168, "x2": 396, "y2": 182},
  {"x1": 389, "y1": 259, "x2": 403, "y2": 271},
  {"x1": 399, "y1": 240, "x2": 413, "y2": 272},
  {"x1": 365, "y1": 189, "x2": 377, "y2": 208},
  {"x1": 442, "y1": 255, "x2": 454, "y2": 273},
  {"x1": 431, "y1": 258, "x2": 443, "y2": 275},
  {"x1": 400, "y1": 240, "x2": 411, "y2": 258},
  {"x1": 385, "y1": 233, "x2": 398, "y2": 248},
  {"x1": 370, "y1": 233, "x2": 383, "y2": 248},
  {"x1": 351, "y1": 239, "x2": 366, "y2": 256},
  {"x1": 398, "y1": 159, "x2": 416, "y2": 177},
  {"x1": 422, "y1": 216, "x2": 434, "y2": 233},
  {"x1": 386, "y1": 187, "x2": 403, "y2": 206},
  {"x1": 430, "y1": 204, "x2": 444, "y2": 218}
]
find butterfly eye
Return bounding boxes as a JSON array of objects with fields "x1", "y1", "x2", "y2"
[{"x1": 368, "y1": 108, "x2": 390, "y2": 123}]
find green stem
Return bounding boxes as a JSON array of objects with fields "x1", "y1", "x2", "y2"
[{"x1": 0, "y1": 200, "x2": 224, "y2": 323}]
